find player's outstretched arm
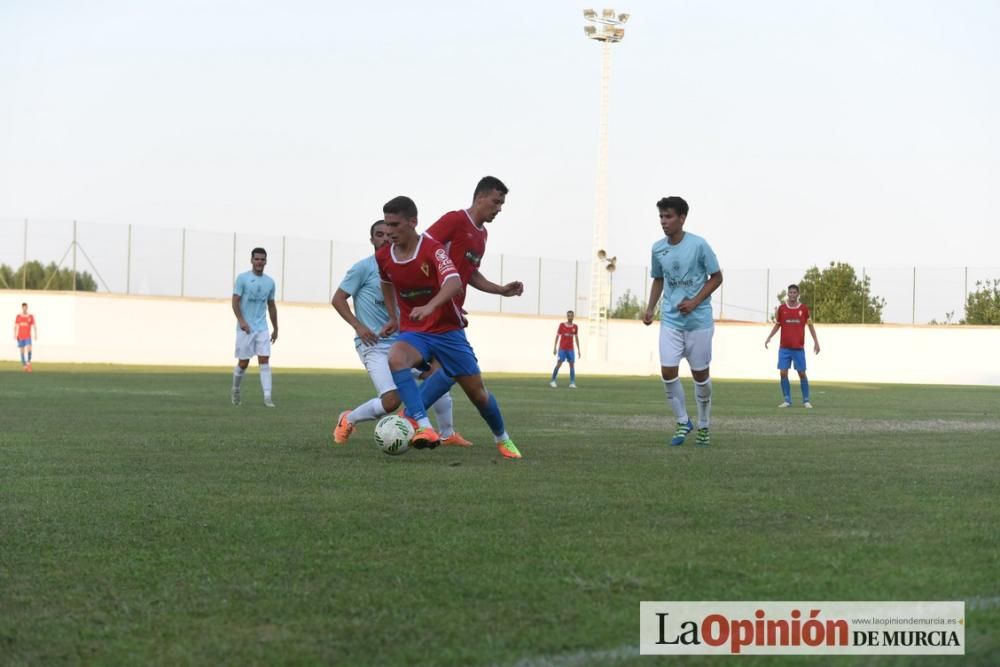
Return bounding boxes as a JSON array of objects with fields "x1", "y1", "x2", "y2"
[
  {"x1": 678, "y1": 271, "x2": 723, "y2": 315},
  {"x1": 332, "y1": 288, "x2": 378, "y2": 346},
  {"x1": 643, "y1": 278, "x2": 664, "y2": 325},
  {"x1": 267, "y1": 299, "x2": 278, "y2": 343},
  {"x1": 469, "y1": 270, "x2": 523, "y2": 297},
  {"x1": 765, "y1": 319, "x2": 781, "y2": 348},
  {"x1": 231, "y1": 295, "x2": 250, "y2": 333},
  {"x1": 379, "y1": 282, "x2": 399, "y2": 336},
  {"x1": 808, "y1": 322, "x2": 820, "y2": 354},
  {"x1": 410, "y1": 277, "x2": 464, "y2": 321}
]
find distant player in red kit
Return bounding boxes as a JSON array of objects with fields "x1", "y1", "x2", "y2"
[
  {"x1": 14, "y1": 302, "x2": 37, "y2": 372},
  {"x1": 765, "y1": 284, "x2": 821, "y2": 408},
  {"x1": 549, "y1": 310, "x2": 581, "y2": 388}
]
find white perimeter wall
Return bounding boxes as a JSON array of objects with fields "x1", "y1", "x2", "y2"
[{"x1": 3, "y1": 291, "x2": 999, "y2": 386}]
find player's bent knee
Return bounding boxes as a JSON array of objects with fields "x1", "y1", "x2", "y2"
[{"x1": 381, "y1": 391, "x2": 401, "y2": 412}]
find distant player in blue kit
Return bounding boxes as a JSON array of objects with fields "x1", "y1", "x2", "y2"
[
  {"x1": 231, "y1": 247, "x2": 278, "y2": 407},
  {"x1": 765, "y1": 284, "x2": 820, "y2": 408},
  {"x1": 643, "y1": 196, "x2": 723, "y2": 446}
]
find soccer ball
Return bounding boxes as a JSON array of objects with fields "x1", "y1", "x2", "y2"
[{"x1": 374, "y1": 415, "x2": 413, "y2": 456}]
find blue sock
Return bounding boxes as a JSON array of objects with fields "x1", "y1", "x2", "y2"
[
  {"x1": 780, "y1": 376, "x2": 791, "y2": 402},
  {"x1": 477, "y1": 392, "x2": 506, "y2": 437},
  {"x1": 551, "y1": 365, "x2": 559, "y2": 381},
  {"x1": 20, "y1": 351, "x2": 26, "y2": 365},
  {"x1": 391, "y1": 368, "x2": 427, "y2": 422},
  {"x1": 800, "y1": 377, "x2": 810, "y2": 402},
  {"x1": 418, "y1": 371, "x2": 455, "y2": 413},
  {"x1": 569, "y1": 364, "x2": 575, "y2": 383}
]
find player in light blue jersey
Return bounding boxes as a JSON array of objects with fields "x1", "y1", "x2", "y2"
[
  {"x1": 231, "y1": 247, "x2": 278, "y2": 407},
  {"x1": 643, "y1": 196, "x2": 723, "y2": 446},
  {"x1": 331, "y1": 221, "x2": 470, "y2": 447}
]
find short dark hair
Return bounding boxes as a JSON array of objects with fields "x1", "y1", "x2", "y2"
[
  {"x1": 656, "y1": 196, "x2": 689, "y2": 217},
  {"x1": 567, "y1": 310, "x2": 574, "y2": 315},
  {"x1": 788, "y1": 284, "x2": 800, "y2": 291},
  {"x1": 369, "y1": 220, "x2": 386, "y2": 237},
  {"x1": 474, "y1": 176, "x2": 508, "y2": 199},
  {"x1": 22, "y1": 302, "x2": 27, "y2": 307},
  {"x1": 251, "y1": 247, "x2": 267, "y2": 258},
  {"x1": 383, "y1": 196, "x2": 418, "y2": 218}
]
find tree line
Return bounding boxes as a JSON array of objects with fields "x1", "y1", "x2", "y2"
[
  {"x1": 0, "y1": 261, "x2": 98, "y2": 291},
  {"x1": 609, "y1": 261, "x2": 999, "y2": 325}
]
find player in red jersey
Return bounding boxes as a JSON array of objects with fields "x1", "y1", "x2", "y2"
[
  {"x1": 549, "y1": 310, "x2": 581, "y2": 388},
  {"x1": 765, "y1": 284, "x2": 821, "y2": 408},
  {"x1": 411, "y1": 176, "x2": 524, "y2": 424},
  {"x1": 376, "y1": 195, "x2": 521, "y2": 459},
  {"x1": 424, "y1": 176, "x2": 523, "y2": 308},
  {"x1": 14, "y1": 302, "x2": 37, "y2": 372}
]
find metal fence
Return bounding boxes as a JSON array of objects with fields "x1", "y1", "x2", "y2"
[{"x1": 2, "y1": 218, "x2": 997, "y2": 324}]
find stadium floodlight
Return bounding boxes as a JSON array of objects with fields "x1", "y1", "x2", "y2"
[{"x1": 582, "y1": 8, "x2": 628, "y2": 360}]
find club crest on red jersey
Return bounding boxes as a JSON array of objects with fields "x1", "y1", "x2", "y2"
[{"x1": 420, "y1": 262, "x2": 430, "y2": 277}]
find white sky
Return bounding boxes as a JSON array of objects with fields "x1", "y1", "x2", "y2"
[{"x1": 1, "y1": 0, "x2": 998, "y2": 273}]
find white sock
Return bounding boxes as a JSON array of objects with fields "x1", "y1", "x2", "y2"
[
  {"x1": 349, "y1": 397, "x2": 386, "y2": 425},
  {"x1": 662, "y1": 378, "x2": 689, "y2": 423},
  {"x1": 494, "y1": 431, "x2": 510, "y2": 443},
  {"x1": 694, "y1": 378, "x2": 712, "y2": 428},
  {"x1": 260, "y1": 364, "x2": 272, "y2": 397},
  {"x1": 431, "y1": 391, "x2": 454, "y2": 438},
  {"x1": 232, "y1": 366, "x2": 246, "y2": 389}
]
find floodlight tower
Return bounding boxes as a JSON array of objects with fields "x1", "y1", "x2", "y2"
[{"x1": 583, "y1": 8, "x2": 628, "y2": 361}]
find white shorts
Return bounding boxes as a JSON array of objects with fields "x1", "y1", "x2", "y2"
[
  {"x1": 357, "y1": 340, "x2": 396, "y2": 397},
  {"x1": 659, "y1": 326, "x2": 714, "y2": 371},
  {"x1": 235, "y1": 329, "x2": 272, "y2": 359},
  {"x1": 356, "y1": 339, "x2": 434, "y2": 397}
]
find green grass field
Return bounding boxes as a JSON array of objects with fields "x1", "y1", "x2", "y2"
[{"x1": 2, "y1": 364, "x2": 998, "y2": 666}]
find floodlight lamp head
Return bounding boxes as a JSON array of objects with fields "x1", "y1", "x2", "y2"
[
  {"x1": 597, "y1": 249, "x2": 607, "y2": 260},
  {"x1": 618, "y1": 13, "x2": 630, "y2": 23},
  {"x1": 583, "y1": 8, "x2": 597, "y2": 18},
  {"x1": 602, "y1": 8, "x2": 615, "y2": 19},
  {"x1": 584, "y1": 25, "x2": 596, "y2": 35}
]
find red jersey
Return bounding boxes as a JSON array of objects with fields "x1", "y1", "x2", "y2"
[
  {"x1": 425, "y1": 209, "x2": 487, "y2": 307},
  {"x1": 15, "y1": 314, "x2": 35, "y2": 340},
  {"x1": 557, "y1": 322, "x2": 578, "y2": 351},
  {"x1": 377, "y1": 235, "x2": 465, "y2": 334},
  {"x1": 776, "y1": 303, "x2": 810, "y2": 349}
]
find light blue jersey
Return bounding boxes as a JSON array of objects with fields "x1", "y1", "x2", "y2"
[
  {"x1": 234, "y1": 270, "x2": 275, "y2": 332},
  {"x1": 650, "y1": 232, "x2": 720, "y2": 331},
  {"x1": 339, "y1": 255, "x2": 398, "y2": 345}
]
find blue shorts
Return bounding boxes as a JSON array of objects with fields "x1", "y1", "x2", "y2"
[
  {"x1": 778, "y1": 347, "x2": 806, "y2": 371},
  {"x1": 398, "y1": 329, "x2": 481, "y2": 378},
  {"x1": 17, "y1": 338, "x2": 32, "y2": 348},
  {"x1": 557, "y1": 349, "x2": 575, "y2": 363}
]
